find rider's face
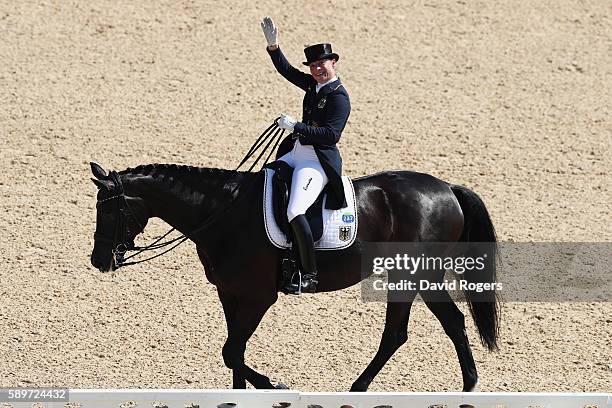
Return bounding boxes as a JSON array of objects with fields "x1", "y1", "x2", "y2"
[{"x1": 309, "y1": 58, "x2": 337, "y2": 84}]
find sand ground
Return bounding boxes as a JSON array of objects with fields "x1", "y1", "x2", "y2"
[{"x1": 0, "y1": 0, "x2": 610, "y2": 392}]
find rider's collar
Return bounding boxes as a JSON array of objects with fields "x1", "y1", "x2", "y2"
[{"x1": 316, "y1": 76, "x2": 338, "y2": 93}]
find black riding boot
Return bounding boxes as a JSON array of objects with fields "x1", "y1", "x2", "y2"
[{"x1": 284, "y1": 214, "x2": 318, "y2": 294}]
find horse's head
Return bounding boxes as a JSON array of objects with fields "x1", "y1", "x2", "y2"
[{"x1": 90, "y1": 162, "x2": 149, "y2": 272}]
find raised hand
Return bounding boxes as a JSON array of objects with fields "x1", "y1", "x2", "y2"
[{"x1": 261, "y1": 16, "x2": 278, "y2": 47}]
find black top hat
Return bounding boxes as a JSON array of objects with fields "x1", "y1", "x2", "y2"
[{"x1": 302, "y1": 43, "x2": 340, "y2": 66}]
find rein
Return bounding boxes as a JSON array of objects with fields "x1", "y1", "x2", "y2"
[{"x1": 97, "y1": 119, "x2": 286, "y2": 268}]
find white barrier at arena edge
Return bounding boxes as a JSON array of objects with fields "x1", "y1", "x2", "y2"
[{"x1": 4, "y1": 390, "x2": 611, "y2": 408}]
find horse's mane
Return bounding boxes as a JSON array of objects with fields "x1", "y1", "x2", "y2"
[
  {"x1": 119, "y1": 164, "x2": 246, "y2": 198},
  {"x1": 119, "y1": 163, "x2": 237, "y2": 178}
]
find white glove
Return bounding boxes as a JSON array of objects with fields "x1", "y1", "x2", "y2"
[
  {"x1": 278, "y1": 114, "x2": 297, "y2": 131},
  {"x1": 261, "y1": 16, "x2": 278, "y2": 47}
]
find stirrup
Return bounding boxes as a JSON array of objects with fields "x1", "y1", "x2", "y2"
[
  {"x1": 284, "y1": 271, "x2": 318, "y2": 295},
  {"x1": 296, "y1": 271, "x2": 304, "y2": 295},
  {"x1": 300, "y1": 273, "x2": 318, "y2": 294},
  {"x1": 283, "y1": 271, "x2": 302, "y2": 295}
]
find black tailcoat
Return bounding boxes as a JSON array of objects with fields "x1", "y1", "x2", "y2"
[{"x1": 267, "y1": 47, "x2": 350, "y2": 209}]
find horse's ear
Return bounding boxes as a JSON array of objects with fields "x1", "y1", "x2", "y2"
[
  {"x1": 91, "y1": 178, "x2": 113, "y2": 190},
  {"x1": 90, "y1": 162, "x2": 108, "y2": 180}
]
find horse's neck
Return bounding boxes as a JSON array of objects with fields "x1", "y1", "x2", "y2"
[{"x1": 121, "y1": 167, "x2": 246, "y2": 237}]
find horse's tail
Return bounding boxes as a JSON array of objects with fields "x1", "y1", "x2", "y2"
[{"x1": 451, "y1": 184, "x2": 500, "y2": 351}]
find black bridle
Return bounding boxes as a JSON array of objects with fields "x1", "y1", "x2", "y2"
[
  {"x1": 93, "y1": 170, "x2": 143, "y2": 267},
  {"x1": 94, "y1": 120, "x2": 285, "y2": 269}
]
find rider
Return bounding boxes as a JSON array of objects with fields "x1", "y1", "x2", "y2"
[{"x1": 261, "y1": 17, "x2": 351, "y2": 294}]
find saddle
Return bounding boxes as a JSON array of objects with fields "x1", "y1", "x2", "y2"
[
  {"x1": 262, "y1": 162, "x2": 357, "y2": 250},
  {"x1": 265, "y1": 161, "x2": 325, "y2": 242}
]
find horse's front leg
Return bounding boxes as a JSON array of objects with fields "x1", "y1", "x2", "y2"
[
  {"x1": 232, "y1": 370, "x2": 246, "y2": 389},
  {"x1": 220, "y1": 295, "x2": 248, "y2": 388},
  {"x1": 219, "y1": 291, "x2": 278, "y2": 389}
]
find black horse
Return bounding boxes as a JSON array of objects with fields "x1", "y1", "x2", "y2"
[{"x1": 90, "y1": 162, "x2": 499, "y2": 391}]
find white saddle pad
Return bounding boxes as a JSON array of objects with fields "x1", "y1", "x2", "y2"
[{"x1": 263, "y1": 168, "x2": 358, "y2": 250}]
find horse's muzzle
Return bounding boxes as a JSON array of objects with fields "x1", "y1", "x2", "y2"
[{"x1": 90, "y1": 252, "x2": 115, "y2": 273}]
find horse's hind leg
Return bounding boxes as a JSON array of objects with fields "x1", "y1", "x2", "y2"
[
  {"x1": 421, "y1": 290, "x2": 478, "y2": 391},
  {"x1": 350, "y1": 299, "x2": 415, "y2": 392}
]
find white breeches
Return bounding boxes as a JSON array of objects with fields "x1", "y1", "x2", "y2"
[{"x1": 278, "y1": 140, "x2": 329, "y2": 222}]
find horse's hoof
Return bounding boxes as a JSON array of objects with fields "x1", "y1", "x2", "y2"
[
  {"x1": 349, "y1": 382, "x2": 368, "y2": 392},
  {"x1": 463, "y1": 378, "x2": 479, "y2": 392},
  {"x1": 273, "y1": 382, "x2": 289, "y2": 389}
]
